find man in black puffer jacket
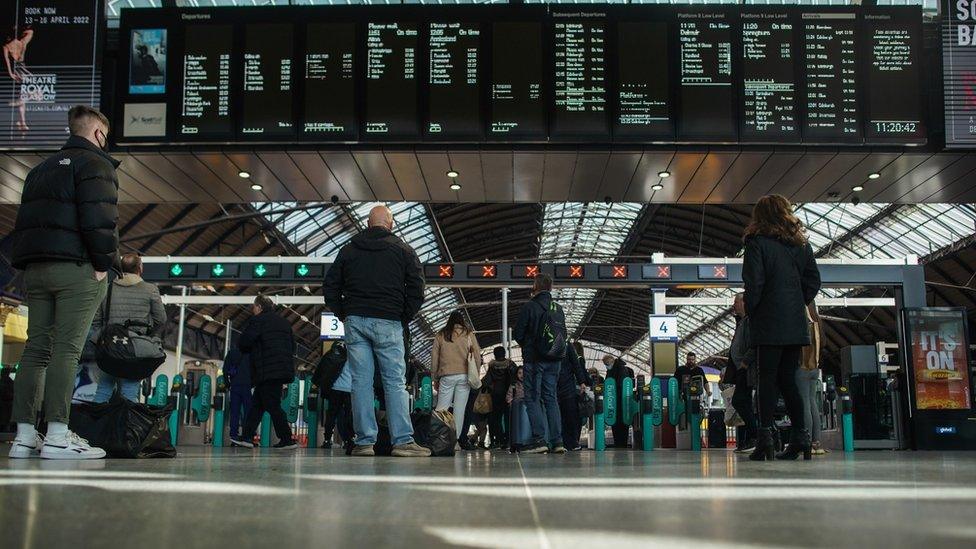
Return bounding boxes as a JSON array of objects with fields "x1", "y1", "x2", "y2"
[
  {"x1": 233, "y1": 295, "x2": 298, "y2": 450},
  {"x1": 8, "y1": 106, "x2": 119, "y2": 461}
]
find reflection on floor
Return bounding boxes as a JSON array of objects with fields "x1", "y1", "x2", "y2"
[{"x1": 1, "y1": 448, "x2": 975, "y2": 548}]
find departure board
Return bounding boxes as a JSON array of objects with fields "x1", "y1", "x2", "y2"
[
  {"x1": 740, "y1": 12, "x2": 799, "y2": 142},
  {"x1": 241, "y1": 24, "x2": 294, "y2": 138},
  {"x1": 490, "y1": 21, "x2": 546, "y2": 139},
  {"x1": 802, "y1": 13, "x2": 861, "y2": 141},
  {"x1": 427, "y1": 22, "x2": 483, "y2": 140},
  {"x1": 615, "y1": 21, "x2": 671, "y2": 139},
  {"x1": 677, "y1": 12, "x2": 735, "y2": 140},
  {"x1": 180, "y1": 24, "x2": 233, "y2": 138},
  {"x1": 864, "y1": 11, "x2": 924, "y2": 143},
  {"x1": 303, "y1": 23, "x2": 357, "y2": 141},
  {"x1": 551, "y1": 13, "x2": 609, "y2": 139},
  {"x1": 364, "y1": 22, "x2": 419, "y2": 139}
]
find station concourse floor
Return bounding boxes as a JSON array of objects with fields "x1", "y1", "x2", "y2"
[{"x1": 1, "y1": 447, "x2": 975, "y2": 549}]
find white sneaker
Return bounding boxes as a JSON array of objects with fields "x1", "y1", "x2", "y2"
[
  {"x1": 40, "y1": 432, "x2": 107, "y2": 460},
  {"x1": 8, "y1": 432, "x2": 44, "y2": 459}
]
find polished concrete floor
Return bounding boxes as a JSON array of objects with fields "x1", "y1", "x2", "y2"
[{"x1": 1, "y1": 447, "x2": 975, "y2": 548}]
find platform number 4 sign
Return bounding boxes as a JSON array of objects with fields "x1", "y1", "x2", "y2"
[{"x1": 648, "y1": 315, "x2": 679, "y2": 342}]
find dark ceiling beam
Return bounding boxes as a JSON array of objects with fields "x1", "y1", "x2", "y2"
[
  {"x1": 120, "y1": 203, "x2": 329, "y2": 244},
  {"x1": 171, "y1": 208, "x2": 232, "y2": 256},
  {"x1": 136, "y1": 204, "x2": 198, "y2": 253},
  {"x1": 119, "y1": 204, "x2": 157, "y2": 237}
]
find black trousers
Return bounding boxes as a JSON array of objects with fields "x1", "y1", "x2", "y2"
[
  {"x1": 558, "y1": 396, "x2": 582, "y2": 449},
  {"x1": 242, "y1": 381, "x2": 294, "y2": 443},
  {"x1": 459, "y1": 390, "x2": 477, "y2": 444},
  {"x1": 487, "y1": 394, "x2": 508, "y2": 445},
  {"x1": 731, "y1": 369, "x2": 757, "y2": 442},
  {"x1": 756, "y1": 345, "x2": 804, "y2": 432},
  {"x1": 322, "y1": 390, "x2": 353, "y2": 443},
  {"x1": 611, "y1": 422, "x2": 631, "y2": 448}
]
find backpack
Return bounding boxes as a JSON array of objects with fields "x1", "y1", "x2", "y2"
[
  {"x1": 536, "y1": 299, "x2": 567, "y2": 361},
  {"x1": 312, "y1": 342, "x2": 347, "y2": 391}
]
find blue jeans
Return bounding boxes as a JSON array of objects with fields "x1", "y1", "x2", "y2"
[
  {"x1": 345, "y1": 316, "x2": 414, "y2": 446},
  {"x1": 523, "y1": 360, "x2": 562, "y2": 447},
  {"x1": 93, "y1": 371, "x2": 141, "y2": 403},
  {"x1": 228, "y1": 387, "x2": 253, "y2": 438}
]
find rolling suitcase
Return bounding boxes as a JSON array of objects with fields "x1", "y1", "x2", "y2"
[{"x1": 509, "y1": 399, "x2": 548, "y2": 452}]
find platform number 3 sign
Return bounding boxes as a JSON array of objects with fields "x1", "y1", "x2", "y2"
[
  {"x1": 321, "y1": 313, "x2": 346, "y2": 340},
  {"x1": 648, "y1": 315, "x2": 679, "y2": 342}
]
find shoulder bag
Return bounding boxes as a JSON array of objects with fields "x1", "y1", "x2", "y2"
[
  {"x1": 95, "y1": 281, "x2": 166, "y2": 380},
  {"x1": 466, "y1": 333, "x2": 482, "y2": 389}
]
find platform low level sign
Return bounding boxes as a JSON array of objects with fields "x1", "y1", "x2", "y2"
[
  {"x1": 943, "y1": 0, "x2": 976, "y2": 147},
  {"x1": 740, "y1": 10, "x2": 799, "y2": 142},
  {"x1": 677, "y1": 10, "x2": 735, "y2": 140}
]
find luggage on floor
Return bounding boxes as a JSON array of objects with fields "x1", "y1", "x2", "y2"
[
  {"x1": 707, "y1": 409, "x2": 727, "y2": 448},
  {"x1": 69, "y1": 394, "x2": 175, "y2": 458},
  {"x1": 413, "y1": 409, "x2": 456, "y2": 457}
]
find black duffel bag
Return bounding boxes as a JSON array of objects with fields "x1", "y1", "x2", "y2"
[
  {"x1": 312, "y1": 341, "x2": 347, "y2": 390},
  {"x1": 95, "y1": 283, "x2": 166, "y2": 381},
  {"x1": 69, "y1": 394, "x2": 176, "y2": 458}
]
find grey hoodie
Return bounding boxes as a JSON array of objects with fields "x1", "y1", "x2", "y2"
[{"x1": 92, "y1": 273, "x2": 166, "y2": 337}]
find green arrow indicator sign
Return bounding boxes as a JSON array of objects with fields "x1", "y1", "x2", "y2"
[
  {"x1": 170, "y1": 264, "x2": 183, "y2": 277},
  {"x1": 212, "y1": 264, "x2": 225, "y2": 277},
  {"x1": 296, "y1": 264, "x2": 310, "y2": 277},
  {"x1": 254, "y1": 264, "x2": 268, "y2": 278}
]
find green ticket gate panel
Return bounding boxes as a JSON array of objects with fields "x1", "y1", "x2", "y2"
[
  {"x1": 593, "y1": 383, "x2": 606, "y2": 452},
  {"x1": 414, "y1": 375, "x2": 433, "y2": 412},
  {"x1": 212, "y1": 375, "x2": 227, "y2": 447},
  {"x1": 191, "y1": 374, "x2": 212, "y2": 424},
  {"x1": 604, "y1": 378, "x2": 617, "y2": 428},
  {"x1": 641, "y1": 382, "x2": 664, "y2": 451},
  {"x1": 839, "y1": 386, "x2": 854, "y2": 452},
  {"x1": 305, "y1": 381, "x2": 320, "y2": 449},
  {"x1": 667, "y1": 377, "x2": 683, "y2": 427},
  {"x1": 150, "y1": 375, "x2": 169, "y2": 407},
  {"x1": 620, "y1": 377, "x2": 635, "y2": 430},
  {"x1": 169, "y1": 375, "x2": 183, "y2": 447}
]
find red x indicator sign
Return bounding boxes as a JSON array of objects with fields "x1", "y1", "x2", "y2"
[
  {"x1": 713, "y1": 266, "x2": 727, "y2": 279},
  {"x1": 468, "y1": 264, "x2": 498, "y2": 278},
  {"x1": 439, "y1": 265, "x2": 454, "y2": 278},
  {"x1": 641, "y1": 265, "x2": 672, "y2": 280},
  {"x1": 482, "y1": 265, "x2": 496, "y2": 278},
  {"x1": 525, "y1": 265, "x2": 540, "y2": 278},
  {"x1": 612, "y1": 265, "x2": 627, "y2": 279},
  {"x1": 569, "y1": 265, "x2": 584, "y2": 278},
  {"x1": 658, "y1": 266, "x2": 671, "y2": 278}
]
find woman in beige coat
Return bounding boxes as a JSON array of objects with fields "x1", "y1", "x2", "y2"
[
  {"x1": 432, "y1": 311, "x2": 481, "y2": 443},
  {"x1": 797, "y1": 302, "x2": 825, "y2": 454}
]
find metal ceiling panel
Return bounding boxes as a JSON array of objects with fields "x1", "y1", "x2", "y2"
[
  {"x1": 652, "y1": 151, "x2": 706, "y2": 203},
  {"x1": 169, "y1": 152, "x2": 248, "y2": 202},
  {"x1": 568, "y1": 152, "x2": 610, "y2": 202},
  {"x1": 596, "y1": 151, "x2": 641, "y2": 202},
  {"x1": 804, "y1": 152, "x2": 901, "y2": 202},
  {"x1": 708, "y1": 151, "x2": 770, "y2": 203},
  {"x1": 320, "y1": 151, "x2": 375, "y2": 201},
  {"x1": 448, "y1": 152, "x2": 487, "y2": 202},
  {"x1": 288, "y1": 152, "x2": 350, "y2": 201},
  {"x1": 541, "y1": 151, "x2": 577, "y2": 202},
  {"x1": 869, "y1": 153, "x2": 962, "y2": 203},
  {"x1": 623, "y1": 151, "x2": 675, "y2": 202},
  {"x1": 384, "y1": 151, "x2": 430, "y2": 202},
  {"x1": 786, "y1": 152, "x2": 864, "y2": 201},
  {"x1": 733, "y1": 151, "x2": 801, "y2": 203},
  {"x1": 481, "y1": 152, "x2": 514, "y2": 202},
  {"x1": 257, "y1": 152, "x2": 323, "y2": 201},
  {"x1": 858, "y1": 153, "x2": 931, "y2": 202},
  {"x1": 223, "y1": 152, "x2": 294, "y2": 202},
  {"x1": 513, "y1": 152, "x2": 545, "y2": 202},
  {"x1": 679, "y1": 151, "x2": 739, "y2": 203},
  {"x1": 416, "y1": 151, "x2": 457, "y2": 202},
  {"x1": 127, "y1": 153, "x2": 217, "y2": 202},
  {"x1": 908, "y1": 154, "x2": 976, "y2": 203},
  {"x1": 351, "y1": 151, "x2": 403, "y2": 201}
]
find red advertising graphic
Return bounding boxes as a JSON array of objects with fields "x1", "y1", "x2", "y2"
[{"x1": 907, "y1": 310, "x2": 972, "y2": 410}]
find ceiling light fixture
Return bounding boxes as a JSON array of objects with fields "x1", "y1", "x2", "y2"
[
  {"x1": 657, "y1": 171, "x2": 671, "y2": 178},
  {"x1": 446, "y1": 170, "x2": 459, "y2": 178},
  {"x1": 250, "y1": 183, "x2": 263, "y2": 191},
  {"x1": 868, "y1": 172, "x2": 881, "y2": 180},
  {"x1": 238, "y1": 171, "x2": 251, "y2": 179},
  {"x1": 450, "y1": 183, "x2": 462, "y2": 191},
  {"x1": 651, "y1": 184, "x2": 664, "y2": 191},
  {"x1": 852, "y1": 185, "x2": 864, "y2": 193}
]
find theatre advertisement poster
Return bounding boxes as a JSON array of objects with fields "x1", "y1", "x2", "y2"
[
  {"x1": 1, "y1": 0, "x2": 101, "y2": 149},
  {"x1": 906, "y1": 309, "x2": 973, "y2": 410}
]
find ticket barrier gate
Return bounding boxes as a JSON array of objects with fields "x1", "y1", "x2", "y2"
[
  {"x1": 180, "y1": 372, "x2": 213, "y2": 445},
  {"x1": 593, "y1": 379, "x2": 617, "y2": 452},
  {"x1": 838, "y1": 386, "x2": 854, "y2": 453},
  {"x1": 212, "y1": 375, "x2": 227, "y2": 447},
  {"x1": 149, "y1": 375, "x2": 169, "y2": 407},
  {"x1": 413, "y1": 374, "x2": 433, "y2": 413},
  {"x1": 260, "y1": 377, "x2": 300, "y2": 448},
  {"x1": 668, "y1": 377, "x2": 703, "y2": 451},
  {"x1": 641, "y1": 380, "x2": 664, "y2": 451},
  {"x1": 169, "y1": 375, "x2": 184, "y2": 447},
  {"x1": 304, "y1": 379, "x2": 321, "y2": 449}
]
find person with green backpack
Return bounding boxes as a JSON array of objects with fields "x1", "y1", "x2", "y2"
[{"x1": 514, "y1": 274, "x2": 567, "y2": 455}]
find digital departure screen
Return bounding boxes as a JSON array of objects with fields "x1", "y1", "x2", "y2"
[
  {"x1": 551, "y1": 12, "x2": 609, "y2": 140},
  {"x1": 864, "y1": 11, "x2": 924, "y2": 143},
  {"x1": 801, "y1": 12, "x2": 861, "y2": 142},
  {"x1": 364, "y1": 22, "x2": 419, "y2": 139},
  {"x1": 117, "y1": 5, "x2": 927, "y2": 147},
  {"x1": 677, "y1": 11, "x2": 735, "y2": 140},
  {"x1": 241, "y1": 24, "x2": 294, "y2": 138},
  {"x1": 740, "y1": 11, "x2": 799, "y2": 142},
  {"x1": 427, "y1": 21, "x2": 483, "y2": 140},
  {"x1": 615, "y1": 21, "x2": 671, "y2": 140},
  {"x1": 303, "y1": 23, "x2": 357, "y2": 141},
  {"x1": 180, "y1": 24, "x2": 233, "y2": 138},
  {"x1": 490, "y1": 21, "x2": 546, "y2": 139}
]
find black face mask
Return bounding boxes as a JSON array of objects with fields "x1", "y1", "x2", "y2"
[{"x1": 95, "y1": 130, "x2": 109, "y2": 152}]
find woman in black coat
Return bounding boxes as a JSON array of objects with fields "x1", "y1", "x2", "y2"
[{"x1": 742, "y1": 195, "x2": 821, "y2": 461}]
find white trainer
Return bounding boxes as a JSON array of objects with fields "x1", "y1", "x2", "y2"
[
  {"x1": 8, "y1": 432, "x2": 44, "y2": 459},
  {"x1": 40, "y1": 432, "x2": 107, "y2": 460}
]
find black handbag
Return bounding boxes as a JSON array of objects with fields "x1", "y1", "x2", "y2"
[{"x1": 95, "y1": 281, "x2": 166, "y2": 381}]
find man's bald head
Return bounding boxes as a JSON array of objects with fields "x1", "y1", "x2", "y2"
[{"x1": 368, "y1": 205, "x2": 394, "y2": 230}]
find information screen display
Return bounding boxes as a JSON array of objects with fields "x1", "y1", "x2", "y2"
[
  {"x1": 427, "y1": 21, "x2": 482, "y2": 140},
  {"x1": 241, "y1": 24, "x2": 294, "y2": 138},
  {"x1": 303, "y1": 23, "x2": 357, "y2": 141},
  {"x1": 180, "y1": 24, "x2": 233, "y2": 138},
  {"x1": 1, "y1": 0, "x2": 102, "y2": 149},
  {"x1": 944, "y1": 0, "x2": 976, "y2": 147},
  {"x1": 364, "y1": 21, "x2": 419, "y2": 139},
  {"x1": 130, "y1": 29, "x2": 167, "y2": 95},
  {"x1": 864, "y1": 11, "x2": 924, "y2": 143},
  {"x1": 801, "y1": 12, "x2": 861, "y2": 141},
  {"x1": 551, "y1": 12, "x2": 609, "y2": 139},
  {"x1": 905, "y1": 309, "x2": 972, "y2": 411},
  {"x1": 677, "y1": 11, "x2": 735, "y2": 140},
  {"x1": 615, "y1": 21, "x2": 671, "y2": 140},
  {"x1": 490, "y1": 21, "x2": 546, "y2": 139},
  {"x1": 740, "y1": 11, "x2": 799, "y2": 142}
]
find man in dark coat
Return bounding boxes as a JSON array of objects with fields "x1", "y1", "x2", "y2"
[
  {"x1": 323, "y1": 205, "x2": 430, "y2": 458},
  {"x1": 8, "y1": 106, "x2": 118, "y2": 461},
  {"x1": 603, "y1": 354, "x2": 634, "y2": 448},
  {"x1": 232, "y1": 295, "x2": 298, "y2": 449},
  {"x1": 557, "y1": 343, "x2": 592, "y2": 450}
]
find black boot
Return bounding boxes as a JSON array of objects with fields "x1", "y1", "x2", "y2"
[
  {"x1": 748, "y1": 427, "x2": 776, "y2": 461},
  {"x1": 776, "y1": 429, "x2": 812, "y2": 461}
]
